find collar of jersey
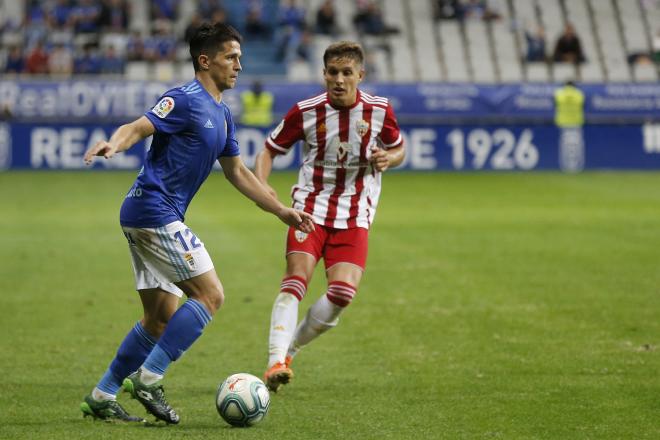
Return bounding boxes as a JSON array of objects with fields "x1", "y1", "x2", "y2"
[
  {"x1": 327, "y1": 89, "x2": 362, "y2": 111},
  {"x1": 194, "y1": 79, "x2": 226, "y2": 109}
]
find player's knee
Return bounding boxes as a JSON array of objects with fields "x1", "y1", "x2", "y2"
[
  {"x1": 204, "y1": 282, "x2": 224, "y2": 312},
  {"x1": 326, "y1": 281, "x2": 357, "y2": 308}
]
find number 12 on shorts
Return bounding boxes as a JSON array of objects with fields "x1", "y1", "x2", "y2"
[{"x1": 174, "y1": 229, "x2": 202, "y2": 251}]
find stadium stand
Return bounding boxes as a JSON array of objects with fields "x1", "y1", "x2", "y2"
[{"x1": 0, "y1": 0, "x2": 659, "y2": 83}]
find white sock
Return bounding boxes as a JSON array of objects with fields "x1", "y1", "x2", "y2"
[
  {"x1": 139, "y1": 367, "x2": 163, "y2": 385},
  {"x1": 91, "y1": 387, "x2": 116, "y2": 402},
  {"x1": 287, "y1": 294, "x2": 343, "y2": 358},
  {"x1": 268, "y1": 292, "x2": 300, "y2": 368}
]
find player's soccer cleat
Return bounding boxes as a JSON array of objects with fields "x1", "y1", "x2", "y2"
[
  {"x1": 122, "y1": 370, "x2": 180, "y2": 424},
  {"x1": 264, "y1": 356, "x2": 294, "y2": 393},
  {"x1": 80, "y1": 395, "x2": 145, "y2": 423}
]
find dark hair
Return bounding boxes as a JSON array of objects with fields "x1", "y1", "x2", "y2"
[
  {"x1": 189, "y1": 23, "x2": 242, "y2": 71},
  {"x1": 323, "y1": 41, "x2": 364, "y2": 67}
]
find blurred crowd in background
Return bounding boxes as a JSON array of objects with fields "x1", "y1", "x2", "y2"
[{"x1": 1, "y1": 0, "x2": 659, "y2": 79}]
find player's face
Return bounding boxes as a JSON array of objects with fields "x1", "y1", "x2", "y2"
[
  {"x1": 208, "y1": 40, "x2": 242, "y2": 91},
  {"x1": 324, "y1": 57, "x2": 364, "y2": 107}
]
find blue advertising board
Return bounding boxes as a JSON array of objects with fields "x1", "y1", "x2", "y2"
[
  {"x1": 1, "y1": 80, "x2": 660, "y2": 123},
  {"x1": 3, "y1": 122, "x2": 660, "y2": 171}
]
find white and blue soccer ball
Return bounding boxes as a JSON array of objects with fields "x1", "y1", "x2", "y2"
[{"x1": 216, "y1": 373, "x2": 270, "y2": 427}]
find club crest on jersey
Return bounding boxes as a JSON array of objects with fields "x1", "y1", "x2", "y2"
[
  {"x1": 152, "y1": 97, "x2": 175, "y2": 118},
  {"x1": 184, "y1": 253, "x2": 196, "y2": 270},
  {"x1": 294, "y1": 230, "x2": 308, "y2": 243},
  {"x1": 356, "y1": 119, "x2": 369, "y2": 137}
]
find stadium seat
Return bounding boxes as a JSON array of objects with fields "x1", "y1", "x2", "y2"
[{"x1": 126, "y1": 61, "x2": 150, "y2": 80}]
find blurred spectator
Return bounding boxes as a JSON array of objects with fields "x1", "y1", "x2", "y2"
[
  {"x1": 25, "y1": 40, "x2": 49, "y2": 74},
  {"x1": 74, "y1": 44, "x2": 101, "y2": 74},
  {"x1": 99, "y1": 0, "x2": 129, "y2": 31},
  {"x1": 144, "y1": 23, "x2": 177, "y2": 62},
  {"x1": 100, "y1": 46, "x2": 125, "y2": 74},
  {"x1": 151, "y1": 0, "x2": 178, "y2": 21},
  {"x1": 240, "y1": 80, "x2": 274, "y2": 127},
  {"x1": 462, "y1": 0, "x2": 486, "y2": 20},
  {"x1": 315, "y1": 0, "x2": 339, "y2": 36},
  {"x1": 274, "y1": 0, "x2": 306, "y2": 62},
  {"x1": 483, "y1": 0, "x2": 503, "y2": 21},
  {"x1": 48, "y1": 43, "x2": 74, "y2": 76},
  {"x1": 184, "y1": 13, "x2": 204, "y2": 43},
  {"x1": 294, "y1": 27, "x2": 313, "y2": 62},
  {"x1": 245, "y1": 1, "x2": 270, "y2": 39},
  {"x1": 353, "y1": 0, "x2": 399, "y2": 36},
  {"x1": 525, "y1": 25, "x2": 546, "y2": 62},
  {"x1": 73, "y1": 0, "x2": 102, "y2": 34},
  {"x1": 48, "y1": 0, "x2": 74, "y2": 29},
  {"x1": 126, "y1": 31, "x2": 146, "y2": 61},
  {"x1": 553, "y1": 23, "x2": 585, "y2": 64},
  {"x1": 4, "y1": 46, "x2": 25, "y2": 74},
  {"x1": 24, "y1": 1, "x2": 50, "y2": 47},
  {"x1": 277, "y1": 0, "x2": 306, "y2": 30},
  {"x1": 433, "y1": 0, "x2": 462, "y2": 20},
  {"x1": 198, "y1": 0, "x2": 225, "y2": 17},
  {"x1": 210, "y1": 8, "x2": 228, "y2": 25}
]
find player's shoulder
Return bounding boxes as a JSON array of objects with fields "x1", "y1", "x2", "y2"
[
  {"x1": 295, "y1": 92, "x2": 329, "y2": 111},
  {"x1": 359, "y1": 90, "x2": 389, "y2": 108}
]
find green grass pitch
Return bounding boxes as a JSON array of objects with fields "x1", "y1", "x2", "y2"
[{"x1": 1, "y1": 171, "x2": 659, "y2": 439}]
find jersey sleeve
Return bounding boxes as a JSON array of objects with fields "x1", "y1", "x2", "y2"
[
  {"x1": 265, "y1": 105, "x2": 304, "y2": 155},
  {"x1": 144, "y1": 89, "x2": 190, "y2": 134},
  {"x1": 219, "y1": 106, "x2": 240, "y2": 158},
  {"x1": 378, "y1": 103, "x2": 403, "y2": 149}
]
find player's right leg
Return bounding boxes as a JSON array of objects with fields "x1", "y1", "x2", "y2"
[
  {"x1": 124, "y1": 270, "x2": 223, "y2": 424},
  {"x1": 265, "y1": 252, "x2": 316, "y2": 392}
]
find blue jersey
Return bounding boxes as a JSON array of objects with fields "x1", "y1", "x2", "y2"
[{"x1": 120, "y1": 79, "x2": 240, "y2": 228}]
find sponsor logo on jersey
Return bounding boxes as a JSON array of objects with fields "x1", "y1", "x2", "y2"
[
  {"x1": 337, "y1": 142, "x2": 349, "y2": 162},
  {"x1": 151, "y1": 97, "x2": 175, "y2": 118},
  {"x1": 204, "y1": 119, "x2": 214, "y2": 128},
  {"x1": 295, "y1": 230, "x2": 308, "y2": 243},
  {"x1": 356, "y1": 119, "x2": 369, "y2": 137},
  {"x1": 318, "y1": 123, "x2": 326, "y2": 133}
]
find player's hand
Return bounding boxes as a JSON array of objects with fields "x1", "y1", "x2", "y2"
[
  {"x1": 83, "y1": 140, "x2": 118, "y2": 165},
  {"x1": 278, "y1": 208, "x2": 315, "y2": 233},
  {"x1": 370, "y1": 146, "x2": 390, "y2": 172}
]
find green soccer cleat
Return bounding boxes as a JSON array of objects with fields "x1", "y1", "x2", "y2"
[
  {"x1": 123, "y1": 370, "x2": 180, "y2": 424},
  {"x1": 80, "y1": 395, "x2": 145, "y2": 423}
]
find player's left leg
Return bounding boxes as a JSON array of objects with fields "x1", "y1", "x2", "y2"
[
  {"x1": 124, "y1": 269, "x2": 223, "y2": 424},
  {"x1": 286, "y1": 227, "x2": 368, "y2": 361}
]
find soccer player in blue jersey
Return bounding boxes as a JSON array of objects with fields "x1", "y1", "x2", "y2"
[{"x1": 79, "y1": 23, "x2": 314, "y2": 424}]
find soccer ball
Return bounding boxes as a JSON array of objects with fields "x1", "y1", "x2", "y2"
[{"x1": 215, "y1": 373, "x2": 270, "y2": 427}]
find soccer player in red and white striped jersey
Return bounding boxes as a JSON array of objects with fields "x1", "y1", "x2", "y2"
[{"x1": 255, "y1": 41, "x2": 405, "y2": 392}]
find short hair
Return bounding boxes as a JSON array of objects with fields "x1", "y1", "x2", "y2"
[
  {"x1": 323, "y1": 41, "x2": 364, "y2": 68},
  {"x1": 189, "y1": 23, "x2": 243, "y2": 72}
]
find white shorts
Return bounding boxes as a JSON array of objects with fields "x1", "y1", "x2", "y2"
[{"x1": 122, "y1": 221, "x2": 214, "y2": 297}]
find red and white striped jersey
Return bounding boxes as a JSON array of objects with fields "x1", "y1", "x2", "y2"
[{"x1": 265, "y1": 90, "x2": 403, "y2": 229}]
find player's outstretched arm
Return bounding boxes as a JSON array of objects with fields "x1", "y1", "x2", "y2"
[
  {"x1": 219, "y1": 156, "x2": 314, "y2": 233},
  {"x1": 370, "y1": 144, "x2": 405, "y2": 172},
  {"x1": 254, "y1": 148, "x2": 278, "y2": 199},
  {"x1": 83, "y1": 116, "x2": 155, "y2": 165}
]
